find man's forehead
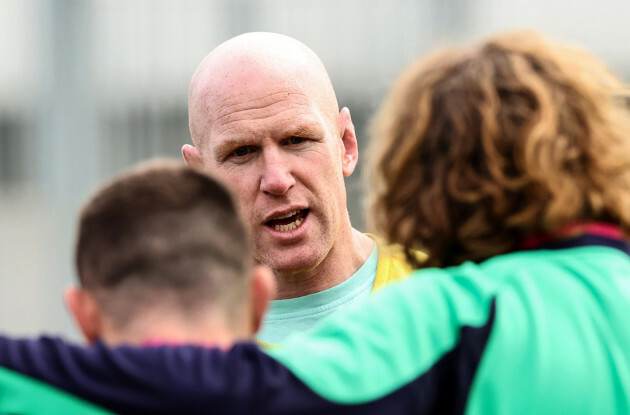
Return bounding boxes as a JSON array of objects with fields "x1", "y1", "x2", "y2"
[
  {"x1": 204, "y1": 73, "x2": 328, "y2": 128},
  {"x1": 208, "y1": 101, "x2": 326, "y2": 149},
  {"x1": 210, "y1": 88, "x2": 313, "y2": 123},
  {"x1": 189, "y1": 39, "x2": 339, "y2": 150}
]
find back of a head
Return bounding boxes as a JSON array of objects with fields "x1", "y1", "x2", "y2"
[
  {"x1": 369, "y1": 30, "x2": 630, "y2": 268},
  {"x1": 76, "y1": 160, "x2": 250, "y2": 331}
]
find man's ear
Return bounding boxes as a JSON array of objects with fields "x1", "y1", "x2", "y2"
[
  {"x1": 181, "y1": 144, "x2": 204, "y2": 169},
  {"x1": 249, "y1": 265, "x2": 276, "y2": 335},
  {"x1": 64, "y1": 287, "x2": 103, "y2": 344},
  {"x1": 338, "y1": 107, "x2": 359, "y2": 177}
]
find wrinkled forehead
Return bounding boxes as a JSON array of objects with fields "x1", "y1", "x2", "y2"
[
  {"x1": 209, "y1": 66, "x2": 314, "y2": 120},
  {"x1": 189, "y1": 50, "x2": 338, "y2": 147}
]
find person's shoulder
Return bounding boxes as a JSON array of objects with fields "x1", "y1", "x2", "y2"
[
  {"x1": 365, "y1": 233, "x2": 427, "y2": 290},
  {"x1": 255, "y1": 338, "x2": 280, "y2": 350}
]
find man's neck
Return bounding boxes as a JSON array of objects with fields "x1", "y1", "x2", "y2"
[
  {"x1": 273, "y1": 228, "x2": 374, "y2": 299},
  {"x1": 98, "y1": 310, "x2": 250, "y2": 348}
]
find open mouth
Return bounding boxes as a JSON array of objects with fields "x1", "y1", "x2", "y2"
[{"x1": 265, "y1": 209, "x2": 309, "y2": 232}]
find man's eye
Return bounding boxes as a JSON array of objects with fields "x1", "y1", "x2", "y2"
[
  {"x1": 289, "y1": 136, "x2": 304, "y2": 145},
  {"x1": 233, "y1": 147, "x2": 249, "y2": 157}
]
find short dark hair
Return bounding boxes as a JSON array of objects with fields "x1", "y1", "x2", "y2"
[
  {"x1": 368, "y1": 30, "x2": 630, "y2": 268},
  {"x1": 76, "y1": 159, "x2": 250, "y2": 328}
]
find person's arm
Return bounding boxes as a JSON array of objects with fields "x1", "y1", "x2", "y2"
[
  {"x1": 0, "y1": 336, "x2": 309, "y2": 414},
  {"x1": 0, "y1": 335, "x2": 418, "y2": 414},
  {"x1": 0, "y1": 270, "x2": 492, "y2": 414}
]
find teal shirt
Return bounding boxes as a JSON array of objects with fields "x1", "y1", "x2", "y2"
[
  {"x1": 257, "y1": 244, "x2": 378, "y2": 344},
  {"x1": 0, "y1": 367, "x2": 112, "y2": 415},
  {"x1": 270, "y1": 244, "x2": 630, "y2": 413}
]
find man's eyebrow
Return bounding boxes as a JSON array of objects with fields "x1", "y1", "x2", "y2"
[
  {"x1": 211, "y1": 137, "x2": 251, "y2": 159},
  {"x1": 210, "y1": 122, "x2": 325, "y2": 158},
  {"x1": 287, "y1": 124, "x2": 322, "y2": 137}
]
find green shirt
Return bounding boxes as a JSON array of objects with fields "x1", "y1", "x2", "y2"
[
  {"x1": 0, "y1": 367, "x2": 112, "y2": 415},
  {"x1": 270, "y1": 244, "x2": 630, "y2": 413}
]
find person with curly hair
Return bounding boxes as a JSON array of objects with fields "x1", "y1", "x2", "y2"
[
  {"x1": 368, "y1": 30, "x2": 630, "y2": 269},
  {"x1": 1, "y1": 30, "x2": 629, "y2": 414}
]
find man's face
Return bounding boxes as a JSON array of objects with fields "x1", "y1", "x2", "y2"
[{"x1": 192, "y1": 79, "x2": 353, "y2": 276}]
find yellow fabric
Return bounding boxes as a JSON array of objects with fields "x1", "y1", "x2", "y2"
[
  {"x1": 366, "y1": 233, "x2": 427, "y2": 291},
  {"x1": 257, "y1": 235, "x2": 426, "y2": 350},
  {"x1": 257, "y1": 338, "x2": 276, "y2": 351}
]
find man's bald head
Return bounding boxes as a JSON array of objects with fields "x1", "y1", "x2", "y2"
[
  {"x1": 182, "y1": 32, "x2": 363, "y2": 294},
  {"x1": 188, "y1": 32, "x2": 339, "y2": 150}
]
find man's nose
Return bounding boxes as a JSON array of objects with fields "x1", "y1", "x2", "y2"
[{"x1": 260, "y1": 151, "x2": 295, "y2": 195}]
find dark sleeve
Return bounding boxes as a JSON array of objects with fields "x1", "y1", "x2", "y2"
[
  {"x1": 0, "y1": 336, "x2": 287, "y2": 414},
  {"x1": 0, "y1": 336, "x2": 419, "y2": 415}
]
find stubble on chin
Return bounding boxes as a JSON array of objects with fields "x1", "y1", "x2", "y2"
[{"x1": 254, "y1": 243, "x2": 325, "y2": 279}]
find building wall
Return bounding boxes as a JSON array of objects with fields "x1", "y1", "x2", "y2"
[{"x1": 0, "y1": 0, "x2": 628, "y2": 338}]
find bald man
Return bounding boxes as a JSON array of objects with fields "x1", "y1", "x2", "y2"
[{"x1": 182, "y1": 32, "x2": 422, "y2": 345}]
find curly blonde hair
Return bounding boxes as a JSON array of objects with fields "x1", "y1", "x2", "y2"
[{"x1": 368, "y1": 30, "x2": 630, "y2": 268}]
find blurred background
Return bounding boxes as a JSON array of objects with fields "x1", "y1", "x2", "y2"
[{"x1": 1, "y1": 0, "x2": 629, "y2": 339}]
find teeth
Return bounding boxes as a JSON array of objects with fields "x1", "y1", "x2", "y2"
[
  {"x1": 273, "y1": 217, "x2": 304, "y2": 232},
  {"x1": 275, "y1": 210, "x2": 299, "y2": 219}
]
